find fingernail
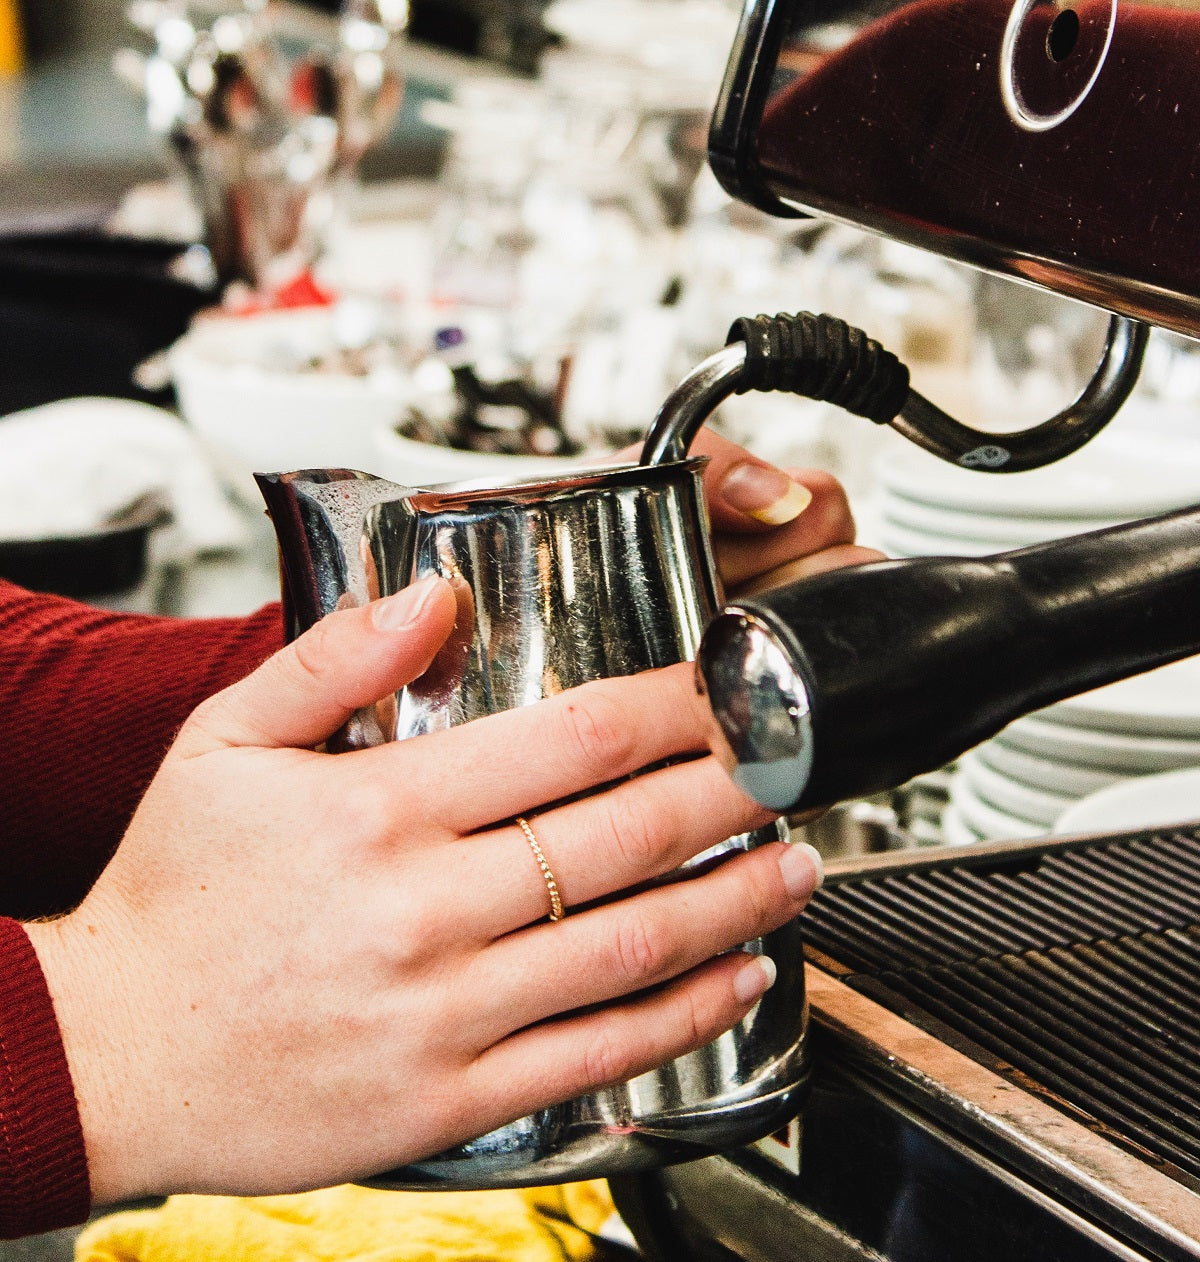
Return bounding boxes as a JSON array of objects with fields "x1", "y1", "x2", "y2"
[
  {"x1": 371, "y1": 575, "x2": 444, "y2": 631},
  {"x1": 720, "y1": 462, "x2": 813, "y2": 526},
  {"x1": 779, "y1": 841, "x2": 824, "y2": 901},
  {"x1": 734, "y1": 954, "x2": 777, "y2": 1004}
]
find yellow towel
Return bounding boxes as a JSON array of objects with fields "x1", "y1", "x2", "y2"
[{"x1": 76, "y1": 1182, "x2": 623, "y2": 1262}]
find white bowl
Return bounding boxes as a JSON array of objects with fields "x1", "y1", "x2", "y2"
[
  {"x1": 170, "y1": 308, "x2": 414, "y2": 501},
  {"x1": 372, "y1": 423, "x2": 610, "y2": 490}
]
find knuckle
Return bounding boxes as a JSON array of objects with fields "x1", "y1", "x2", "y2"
[
  {"x1": 742, "y1": 861, "x2": 780, "y2": 932},
  {"x1": 600, "y1": 794, "x2": 661, "y2": 876},
  {"x1": 336, "y1": 773, "x2": 395, "y2": 847},
  {"x1": 557, "y1": 687, "x2": 636, "y2": 772},
  {"x1": 610, "y1": 914, "x2": 672, "y2": 987},
  {"x1": 676, "y1": 989, "x2": 707, "y2": 1054},
  {"x1": 289, "y1": 617, "x2": 339, "y2": 688},
  {"x1": 581, "y1": 1030, "x2": 632, "y2": 1091}
]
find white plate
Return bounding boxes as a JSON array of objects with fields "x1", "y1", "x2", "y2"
[
  {"x1": 997, "y1": 714, "x2": 1200, "y2": 774},
  {"x1": 975, "y1": 738, "x2": 1127, "y2": 800},
  {"x1": 881, "y1": 493, "x2": 1124, "y2": 548},
  {"x1": 1053, "y1": 769, "x2": 1200, "y2": 835},
  {"x1": 878, "y1": 522, "x2": 995, "y2": 558},
  {"x1": 957, "y1": 751, "x2": 1073, "y2": 827},
  {"x1": 940, "y1": 803, "x2": 983, "y2": 846},
  {"x1": 950, "y1": 781, "x2": 1047, "y2": 840},
  {"x1": 1047, "y1": 655, "x2": 1200, "y2": 738},
  {"x1": 875, "y1": 427, "x2": 1200, "y2": 519}
]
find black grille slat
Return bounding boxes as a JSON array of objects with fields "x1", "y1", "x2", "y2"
[
  {"x1": 1021, "y1": 950, "x2": 1200, "y2": 1055},
  {"x1": 920, "y1": 868, "x2": 1070, "y2": 948},
  {"x1": 803, "y1": 826, "x2": 1200, "y2": 1189},
  {"x1": 880, "y1": 968, "x2": 1200, "y2": 1181},
  {"x1": 1055, "y1": 849, "x2": 1200, "y2": 924},
  {"x1": 1127, "y1": 838, "x2": 1200, "y2": 899},
  {"x1": 1006, "y1": 954, "x2": 1200, "y2": 1066},
  {"x1": 1018, "y1": 866, "x2": 1157, "y2": 935}
]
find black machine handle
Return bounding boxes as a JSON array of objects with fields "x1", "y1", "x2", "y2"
[{"x1": 697, "y1": 506, "x2": 1200, "y2": 814}]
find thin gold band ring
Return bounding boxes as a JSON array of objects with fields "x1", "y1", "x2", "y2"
[{"x1": 516, "y1": 816, "x2": 564, "y2": 922}]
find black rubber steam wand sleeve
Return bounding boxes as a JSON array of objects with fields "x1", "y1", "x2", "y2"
[{"x1": 734, "y1": 503, "x2": 1200, "y2": 810}]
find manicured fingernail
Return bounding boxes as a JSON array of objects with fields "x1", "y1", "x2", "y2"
[
  {"x1": 734, "y1": 954, "x2": 777, "y2": 1004},
  {"x1": 779, "y1": 841, "x2": 824, "y2": 900},
  {"x1": 720, "y1": 462, "x2": 813, "y2": 525},
  {"x1": 371, "y1": 574, "x2": 444, "y2": 631}
]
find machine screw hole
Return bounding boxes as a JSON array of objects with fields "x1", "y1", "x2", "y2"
[{"x1": 1046, "y1": 9, "x2": 1080, "y2": 61}]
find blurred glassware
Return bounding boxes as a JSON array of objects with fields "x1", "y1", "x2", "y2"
[{"x1": 115, "y1": 0, "x2": 407, "y2": 294}]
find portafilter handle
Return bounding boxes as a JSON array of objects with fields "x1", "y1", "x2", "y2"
[{"x1": 698, "y1": 505, "x2": 1200, "y2": 814}]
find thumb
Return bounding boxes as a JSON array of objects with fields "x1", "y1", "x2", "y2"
[{"x1": 179, "y1": 575, "x2": 459, "y2": 753}]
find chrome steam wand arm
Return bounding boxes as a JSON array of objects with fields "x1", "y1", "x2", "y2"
[{"x1": 640, "y1": 310, "x2": 1148, "y2": 473}]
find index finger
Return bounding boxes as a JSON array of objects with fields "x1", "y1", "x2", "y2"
[{"x1": 366, "y1": 662, "x2": 715, "y2": 834}]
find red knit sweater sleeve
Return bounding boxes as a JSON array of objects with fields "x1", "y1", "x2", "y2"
[{"x1": 0, "y1": 579, "x2": 283, "y2": 1239}]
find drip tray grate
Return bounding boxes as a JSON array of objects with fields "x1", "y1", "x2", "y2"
[{"x1": 802, "y1": 826, "x2": 1200, "y2": 1188}]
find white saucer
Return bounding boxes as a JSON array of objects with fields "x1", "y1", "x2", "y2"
[
  {"x1": 940, "y1": 803, "x2": 983, "y2": 846},
  {"x1": 882, "y1": 495, "x2": 1123, "y2": 547},
  {"x1": 998, "y1": 714, "x2": 1200, "y2": 774},
  {"x1": 879, "y1": 521, "x2": 995, "y2": 558},
  {"x1": 1053, "y1": 769, "x2": 1200, "y2": 835},
  {"x1": 975, "y1": 738, "x2": 1127, "y2": 800},
  {"x1": 875, "y1": 427, "x2": 1200, "y2": 519},
  {"x1": 958, "y1": 751, "x2": 1073, "y2": 827},
  {"x1": 1048, "y1": 655, "x2": 1200, "y2": 738},
  {"x1": 951, "y1": 780, "x2": 1048, "y2": 841}
]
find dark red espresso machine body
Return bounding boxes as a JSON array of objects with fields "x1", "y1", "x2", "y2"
[
  {"x1": 709, "y1": 0, "x2": 1200, "y2": 340},
  {"x1": 612, "y1": 2, "x2": 1200, "y2": 1257}
]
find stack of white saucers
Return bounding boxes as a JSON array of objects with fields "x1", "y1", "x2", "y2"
[
  {"x1": 943, "y1": 654, "x2": 1200, "y2": 843},
  {"x1": 872, "y1": 423, "x2": 1200, "y2": 560},
  {"x1": 867, "y1": 424, "x2": 1200, "y2": 844}
]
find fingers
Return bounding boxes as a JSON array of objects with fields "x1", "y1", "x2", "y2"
[
  {"x1": 179, "y1": 576, "x2": 459, "y2": 754},
  {"x1": 471, "y1": 838, "x2": 821, "y2": 1041},
  {"x1": 468, "y1": 951, "x2": 778, "y2": 1123},
  {"x1": 454, "y1": 756, "x2": 778, "y2": 936},
  {"x1": 688, "y1": 428, "x2": 816, "y2": 533},
  {"x1": 373, "y1": 661, "x2": 714, "y2": 835},
  {"x1": 715, "y1": 468, "x2": 858, "y2": 590},
  {"x1": 734, "y1": 544, "x2": 885, "y2": 598}
]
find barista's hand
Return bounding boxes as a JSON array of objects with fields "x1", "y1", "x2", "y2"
[
  {"x1": 26, "y1": 579, "x2": 822, "y2": 1207},
  {"x1": 689, "y1": 429, "x2": 882, "y2": 592}
]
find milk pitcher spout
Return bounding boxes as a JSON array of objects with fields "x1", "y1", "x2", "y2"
[{"x1": 255, "y1": 468, "x2": 420, "y2": 750}]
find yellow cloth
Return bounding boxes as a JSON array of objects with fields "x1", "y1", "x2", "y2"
[
  {"x1": 0, "y1": 0, "x2": 21, "y2": 77},
  {"x1": 76, "y1": 1182, "x2": 622, "y2": 1262}
]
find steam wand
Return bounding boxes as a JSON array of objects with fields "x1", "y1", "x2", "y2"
[
  {"x1": 696, "y1": 506, "x2": 1200, "y2": 813},
  {"x1": 641, "y1": 310, "x2": 1148, "y2": 473}
]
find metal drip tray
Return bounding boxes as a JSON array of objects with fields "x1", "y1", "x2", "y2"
[
  {"x1": 802, "y1": 826, "x2": 1200, "y2": 1191},
  {"x1": 615, "y1": 828, "x2": 1200, "y2": 1262}
]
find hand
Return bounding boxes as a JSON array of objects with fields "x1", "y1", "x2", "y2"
[
  {"x1": 27, "y1": 579, "x2": 822, "y2": 1206},
  {"x1": 625, "y1": 428, "x2": 883, "y2": 594}
]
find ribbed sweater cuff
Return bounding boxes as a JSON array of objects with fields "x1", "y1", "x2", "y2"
[{"x1": 0, "y1": 918, "x2": 90, "y2": 1239}]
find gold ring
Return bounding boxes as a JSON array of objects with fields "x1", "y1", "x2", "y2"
[{"x1": 516, "y1": 816, "x2": 564, "y2": 922}]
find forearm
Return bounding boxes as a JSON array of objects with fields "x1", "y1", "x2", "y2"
[{"x1": 0, "y1": 581, "x2": 282, "y2": 919}]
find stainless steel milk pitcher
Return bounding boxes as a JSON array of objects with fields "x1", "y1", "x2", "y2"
[{"x1": 257, "y1": 332, "x2": 812, "y2": 1189}]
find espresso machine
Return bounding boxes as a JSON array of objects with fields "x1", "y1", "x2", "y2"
[
  {"x1": 259, "y1": 0, "x2": 1200, "y2": 1251},
  {"x1": 607, "y1": 0, "x2": 1200, "y2": 1257}
]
